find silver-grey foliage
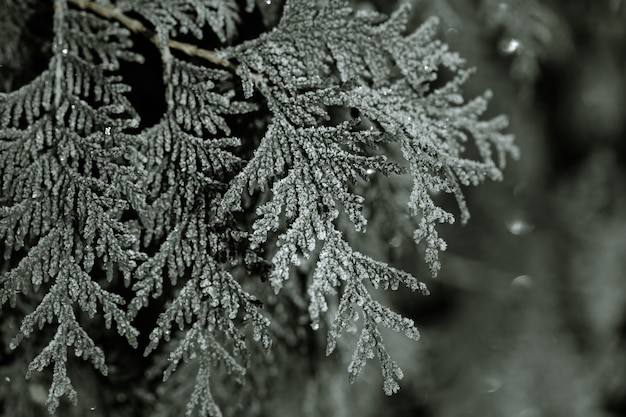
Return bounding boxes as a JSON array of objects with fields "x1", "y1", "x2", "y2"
[{"x1": 0, "y1": 0, "x2": 517, "y2": 415}]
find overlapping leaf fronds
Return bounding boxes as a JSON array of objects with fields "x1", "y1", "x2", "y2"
[{"x1": 0, "y1": 0, "x2": 517, "y2": 415}]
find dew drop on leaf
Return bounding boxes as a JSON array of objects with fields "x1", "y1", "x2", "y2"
[{"x1": 499, "y1": 38, "x2": 521, "y2": 55}]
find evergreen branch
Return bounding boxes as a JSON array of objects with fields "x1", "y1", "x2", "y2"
[
  {"x1": 67, "y1": 0, "x2": 228, "y2": 66},
  {"x1": 1, "y1": 0, "x2": 520, "y2": 414},
  {"x1": 67, "y1": 0, "x2": 266, "y2": 85}
]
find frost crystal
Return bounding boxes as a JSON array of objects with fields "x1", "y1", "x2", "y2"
[
  {"x1": 1, "y1": 0, "x2": 516, "y2": 414},
  {"x1": 1, "y1": 6, "x2": 142, "y2": 412}
]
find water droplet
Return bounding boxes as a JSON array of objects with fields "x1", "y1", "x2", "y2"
[
  {"x1": 480, "y1": 376, "x2": 502, "y2": 393},
  {"x1": 446, "y1": 28, "x2": 459, "y2": 38},
  {"x1": 389, "y1": 235, "x2": 402, "y2": 248},
  {"x1": 311, "y1": 322, "x2": 319, "y2": 330},
  {"x1": 366, "y1": 168, "x2": 376, "y2": 176},
  {"x1": 519, "y1": 408, "x2": 542, "y2": 417},
  {"x1": 511, "y1": 275, "x2": 533, "y2": 288},
  {"x1": 29, "y1": 384, "x2": 48, "y2": 405},
  {"x1": 505, "y1": 216, "x2": 534, "y2": 235},
  {"x1": 500, "y1": 38, "x2": 522, "y2": 55},
  {"x1": 423, "y1": 64, "x2": 431, "y2": 72},
  {"x1": 4, "y1": 376, "x2": 10, "y2": 383},
  {"x1": 90, "y1": 407, "x2": 96, "y2": 411},
  {"x1": 61, "y1": 48, "x2": 69, "y2": 55},
  {"x1": 265, "y1": 0, "x2": 272, "y2": 4},
  {"x1": 104, "y1": 126, "x2": 111, "y2": 136}
]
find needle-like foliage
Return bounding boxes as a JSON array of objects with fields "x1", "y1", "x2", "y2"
[{"x1": 0, "y1": 0, "x2": 517, "y2": 415}]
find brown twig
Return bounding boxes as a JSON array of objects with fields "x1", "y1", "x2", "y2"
[{"x1": 67, "y1": 0, "x2": 265, "y2": 85}]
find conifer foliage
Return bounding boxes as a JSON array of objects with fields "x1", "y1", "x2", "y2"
[{"x1": 0, "y1": 0, "x2": 517, "y2": 415}]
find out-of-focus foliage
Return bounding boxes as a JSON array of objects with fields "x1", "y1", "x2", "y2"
[{"x1": 0, "y1": 0, "x2": 52, "y2": 93}]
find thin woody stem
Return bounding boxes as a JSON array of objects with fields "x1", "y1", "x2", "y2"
[{"x1": 67, "y1": 0, "x2": 262, "y2": 82}]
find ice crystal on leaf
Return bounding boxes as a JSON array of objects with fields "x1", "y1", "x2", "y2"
[
  {"x1": 127, "y1": 56, "x2": 269, "y2": 415},
  {"x1": 1, "y1": 2, "x2": 142, "y2": 413},
  {"x1": 1, "y1": 0, "x2": 517, "y2": 415},
  {"x1": 311, "y1": 230, "x2": 429, "y2": 395},
  {"x1": 117, "y1": 0, "x2": 243, "y2": 43},
  {"x1": 216, "y1": 0, "x2": 516, "y2": 396},
  {"x1": 222, "y1": 0, "x2": 516, "y2": 278}
]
